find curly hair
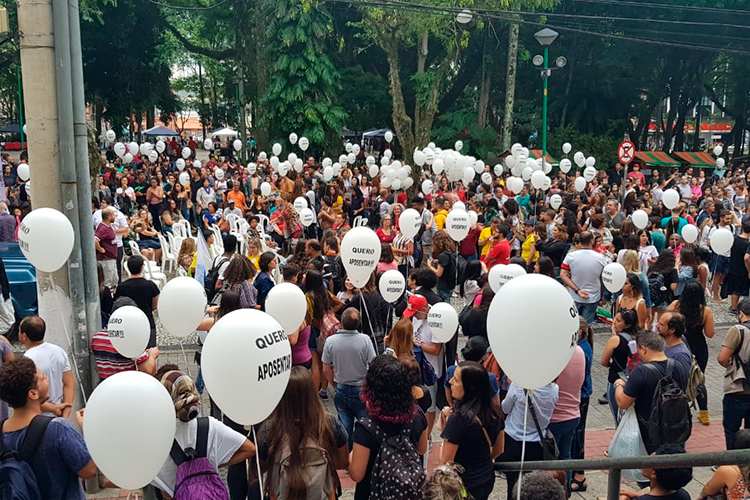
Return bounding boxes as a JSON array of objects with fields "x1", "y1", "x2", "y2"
[
  {"x1": 0, "y1": 357, "x2": 38, "y2": 408},
  {"x1": 512, "y1": 471, "x2": 566, "y2": 500},
  {"x1": 432, "y1": 230, "x2": 456, "y2": 259},
  {"x1": 424, "y1": 463, "x2": 466, "y2": 500},
  {"x1": 223, "y1": 255, "x2": 254, "y2": 285},
  {"x1": 361, "y1": 355, "x2": 416, "y2": 424}
]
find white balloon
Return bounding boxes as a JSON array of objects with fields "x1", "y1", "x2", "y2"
[
  {"x1": 24, "y1": 181, "x2": 30, "y2": 196},
  {"x1": 710, "y1": 227, "x2": 734, "y2": 255},
  {"x1": 266, "y1": 283, "x2": 307, "y2": 335},
  {"x1": 289, "y1": 133, "x2": 298, "y2": 145},
  {"x1": 455, "y1": 140, "x2": 463, "y2": 152},
  {"x1": 299, "y1": 137, "x2": 309, "y2": 151},
  {"x1": 175, "y1": 158, "x2": 185, "y2": 171},
  {"x1": 385, "y1": 131, "x2": 394, "y2": 143},
  {"x1": 179, "y1": 172, "x2": 190, "y2": 186},
  {"x1": 341, "y1": 227, "x2": 381, "y2": 287},
  {"x1": 522, "y1": 166, "x2": 533, "y2": 181},
  {"x1": 181, "y1": 146, "x2": 191, "y2": 159},
  {"x1": 204, "y1": 138, "x2": 213, "y2": 150},
  {"x1": 347, "y1": 153, "x2": 356, "y2": 165},
  {"x1": 413, "y1": 150, "x2": 426, "y2": 166},
  {"x1": 487, "y1": 264, "x2": 505, "y2": 293},
  {"x1": 278, "y1": 161, "x2": 290, "y2": 177},
  {"x1": 432, "y1": 158, "x2": 445, "y2": 175},
  {"x1": 84, "y1": 372, "x2": 175, "y2": 490},
  {"x1": 428, "y1": 302, "x2": 458, "y2": 343},
  {"x1": 662, "y1": 189, "x2": 680, "y2": 210},
  {"x1": 549, "y1": 194, "x2": 562, "y2": 210},
  {"x1": 717, "y1": 158, "x2": 726, "y2": 169},
  {"x1": 453, "y1": 201, "x2": 466, "y2": 212},
  {"x1": 562, "y1": 142, "x2": 572, "y2": 154},
  {"x1": 498, "y1": 263, "x2": 527, "y2": 290},
  {"x1": 379, "y1": 270, "x2": 406, "y2": 303},
  {"x1": 123, "y1": 153, "x2": 133, "y2": 164},
  {"x1": 542, "y1": 176, "x2": 552, "y2": 191},
  {"x1": 299, "y1": 207, "x2": 314, "y2": 227},
  {"x1": 446, "y1": 209, "x2": 470, "y2": 242},
  {"x1": 260, "y1": 182, "x2": 272, "y2": 196},
  {"x1": 270, "y1": 156, "x2": 280, "y2": 170},
  {"x1": 423, "y1": 148, "x2": 435, "y2": 165},
  {"x1": 531, "y1": 159, "x2": 543, "y2": 172},
  {"x1": 232, "y1": 139, "x2": 242, "y2": 152},
  {"x1": 128, "y1": 142, "x2": 139, "y2": 156},
  {"x1": 139, "y1": 143, "x2": 152, "y2": 156},
  {"x1": 481, "y1": 172, "x2": 493, "y2": 185},
  {"x1": 714, "y1": 145, "x2": 723, "y2": 157},
  {"x1": 147, "y1": 151, "x2": 158, "y2": 163},
  {"x1": 508, "y1": 176, "x2": 524, "y2": 195},
  {"x1": 247, "y1": 163, "x2": 257, "y2": 175},
  {"x1": 487, "y1": 274, "x2": 578, "y2": 389},
  {"x1": 19, "y1": 208, "x2": 74, "y2": 272},
  {"x1": 158, "y1": 277, "x2": 207, "y2": 338},
  {"x1": 214, "y1": 168, "x2": 225, "y2": 180},
  {"x1": 473, "y1": 160, "x2": 485, "y2": 174},
  {"x1": 106, "y1": 306, "x2": 149, "y2": 359},
  {"x1": 258, "y1": 151, "x2": 268, "y2": 161},
  {"x1": 381, "y1": 176, "x2": 392, "y2": 188},
  {"x1": 105, "y1": 130, "x2": 116, "y2": 142},
  {"x1": 322, "y1": 157, "x2": 332, "y2": 168},
  {"x1": 682, "y1": 224, "x2": 699, "y2": 244},
  {"x1": 403, "y1": 177, "x2": 414, "y2": 189},
  {"x1": 632, "y1": 210, "x2": 648, "y2": 230},
  {"x1": 272, "y1": 143, "x2": 282, "y2": 156},
  {"x1": 560, "y1": 158, "x2": 572, "y2": 174},
  {"x1": 505, "y1": 155, "x2": 516, "y2": 169},
  {"x1": 602, "y1": 262, "x2": 627, "y2": 293},
  {"x1": 511, "y1": 143, "x2": 523, "y2": 157},
  {"x1": 399, "y1": 208, "x2": 422, "y2": 240},
  {"x1": 17, "y1": 163, "x2": 29, "y2": 181},
  {"x1": 193, "y1": 160, "x2": 202, "y2": 170},
  {"x1": 531, "y1": 170, "x2": 546, "y2": 189},
  {"x1": 384, "y1": 149, "x2": 393, "y2": 159},
  {"x1": 397, "y1": 167, "x2": 409, "y2": 180},
  {"x1": 493, "y1": 164, "x2": 503, "y2": 176},
  {"x1": 583, "y1": 166, "x2": 597, "y2": 182},
  {"x1": 422, "y1": 179, "x2": 434, "y2": 195},
  {"x1": 427, "y1": 142, "x2": 436, "y2": 150},
  {"x1": 368, "y1": 164, "x2": 379, "y2": 178},
  {"x1": 287, "y1": 153, "x2": 298, "y2": 165},
  {"x1": 585, "y1": 156, "x2": 596, "y2": 168},
  {"x1": 391, "y1": 178, "x2": 402, "y2": 191},
  {"x1": 575, "y1": 177, "x2": 587, "y2": 192},
  {"x1": 202, "y1": 309, "x2": 292, "y2": 425},
  {"x1": 521, "y1": 147, "x2": 529, "y2": 158},
  {"x1": 294, "y1": 196, "x2": 307, "y2": 213},
  {"x1": 463, "y1": 167, "x2": 476, "y2": 184},
  {"x1": 114, "y1": 142, "x2": 126, "y2": 157},
  {"x1": 294, "y1": 159, "x2": 304, "y2": 172},
  {"x1": 22, "y1": 124, "x2": 26, "y2": 136},
  {"x1": 574, "y1": 151, "x2": 585, "y2": 167},
  {"x1": 352, "y1": 144, "x2": 361, "y2": 156},
  {"x1": 323, "y1": 166, "x2": 334, "y2": 181},
  {"x1": 542, "y1": 159, "x2": 552, "y2": 175},
  {"x1": 155, "y1": 140, "x2": 166, "y2": 154}
]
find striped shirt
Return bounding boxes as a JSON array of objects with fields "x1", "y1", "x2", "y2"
[{"x1": 91, "y1": 331, "x2": 149, "y2": 379}]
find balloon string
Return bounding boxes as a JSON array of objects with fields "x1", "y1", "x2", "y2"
[
  {"x1": 517, "y1": 392, "x2": 529, "y2": 500},
  {"x1": 49, "y1": 275, "x2": 88, "y2": 404},
  {"x1": 358, "y1": 289, "x2": 379, "y2": 354},
  {"x1": 252, "y1": 426, "x2": 264, "y2": 497},
  {"x1": 180, "y1": 342, "x2": 192, "y2": 379}
]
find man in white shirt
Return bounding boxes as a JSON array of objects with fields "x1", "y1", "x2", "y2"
[
  {"x1": 560, "y1": 231, "x2": 609, "y2": 324},
  {"x1": 19, "y1": 316, "x2": 74, "y2": 418},
  {"x1": 93, "y1": 196, "x2": 129, "y2": 282}
]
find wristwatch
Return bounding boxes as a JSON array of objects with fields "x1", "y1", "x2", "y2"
[{"x1": 614, "y1": 380, "x2": 625, "y2": 390}]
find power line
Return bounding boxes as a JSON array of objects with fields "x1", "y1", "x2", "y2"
[
  {"x1": 144, "y1": 0, "x2": 230, "y2": 11},
  {"x1": 570, "y1": 0, "x2": 750, "y2": 17}
]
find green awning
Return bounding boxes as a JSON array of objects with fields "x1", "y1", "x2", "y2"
[
  {"x1": 673, "y1": 151, "x2": 716, "y2": 168},
  {"x1": 634, "y1": 151, "x2": 680, "y2": 167},
  {"x1": 528, "y1": 150, "x2": 559, "y2": 166}
]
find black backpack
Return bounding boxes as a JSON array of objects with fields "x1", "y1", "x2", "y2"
[
  {"x1": 648, "y1": 272, "x2": 670, "y2": 307},
  {"x1": 324, "y1": 255, "x2": 344, "y2": 295},
  {"x1": 639, "y1": 359, "x2": 692, "y2": 448},
  {"x1": 205, "y1": 256, "x2": 229, "y2": 303},
  {"x1": 732, "y1": 326, "x2": 750, "y2": 388},
  {"x1": 358, "y1": 418, "x2": 424, "y2": 500},
  {"x1": 0, "y1": 416, "x2": 53, "y2": 500}
]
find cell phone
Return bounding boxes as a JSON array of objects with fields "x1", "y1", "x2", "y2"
[{"x1": 384, "y1": 347, "x2": 395, "y2": 356}]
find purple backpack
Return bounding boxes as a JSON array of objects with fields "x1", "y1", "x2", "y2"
[{"x1": 170, "y1": 417, "x2": 229, "y2": 500}]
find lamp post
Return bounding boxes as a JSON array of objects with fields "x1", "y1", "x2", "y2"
[{"x1": 533, "y1": 28, "x2": 566, "y2": 171}]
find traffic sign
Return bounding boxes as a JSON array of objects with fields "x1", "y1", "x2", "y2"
[{"x1": 618, "y1": 140, "x2": 635, "y2": 165}]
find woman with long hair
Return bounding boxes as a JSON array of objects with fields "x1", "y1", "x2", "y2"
[
  {"x1": 392, "y1": 221, "x2": 415, "y2": 277},
  {"x1": 600, "y1": 308, "x2": 639, "y2": 424},
  {"x1": 648, "y1": 249, "x2": 679, "y2": 317},
  {"x1": 254, "y1": 251, "x2": 277, "y2": 310},
  {"x1": 537, "y1": 223, "x2": 568, "y2": 269},
  {"x1": 668, "y1": 281, "x2": 715, "y2": 425},
  {"x1": 460, "y1": 260, "x2": 483, "y2": 307},
  {"x1": 177, "y1": 238, "x2": 197, "y2": 276},
  {"x1": 614, "y1": 273, "x2": 647, "y2": 330},
  {"x1": 222, "y1": 255, "x2": 258, "y2": 309},
  {"x1": 440, "y1": 361, "x2": 505, "y2": 500},
  {"x1": 377, "y1": 242, "x2": 398, "y2": 273},
  {"x1": 637, "y1": 229, "x2": 658, "y2": 273},
  {"x1": 698, "y1": 430, "x2": 750, "y2": 500},
  {"x1": 347, "y1": 272, "x2": 393, "y2": 354},
  {"x1": 459, "y1": 285, "x2": 495, "y2": 339},
  {"x1": 534, "y1": 256, "x2": 557, "y2": 280},
  {"x1": 385, "y1": 318, "x2": 415, "y2": 358},
  {"x1": 675, "y1": 246, "x2": 699, "y2": 298},
  {"x1": 258, "y1": 367, "x2": 349, "y2": 500},
  {"x1": 429, "y1": 231, "x2": 457, "y2": 302},
  {"x1": 349, "y1": 355, "x2": 429, "y2": 500}
]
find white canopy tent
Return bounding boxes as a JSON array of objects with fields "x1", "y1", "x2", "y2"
[{"x1": 211, "y1": 127, "x2": 238, "y2": 137}]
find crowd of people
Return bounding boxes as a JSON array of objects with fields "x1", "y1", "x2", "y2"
[{"x1": 2, "y1": 137, "x2": 750, "y2": 500}]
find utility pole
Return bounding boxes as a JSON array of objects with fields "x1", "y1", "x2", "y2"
[{"x1": 237, "y1": 65, "x2": 247, "y2": 164}]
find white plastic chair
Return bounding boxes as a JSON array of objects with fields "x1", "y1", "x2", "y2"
[
  {"x1": 179, "y1": 220, "x2": 192, "y2": 239},
  {"x1": 157, "y1": 234, "x2": 176, "y2": 273},
  {"x1": 172, "y1": 223, "x2": 186, "y2": 239},
  {"x1": 256, "y1": 214, "x2": 270, "y2": 233},
  {"x1": 127, "y1": 240, "x2": 162, "y2": 274},
  {"x1": 353, "y1": 216, "x2": 369, "y2": 227},
  {"x1": 143, "y1": 259, "x2": 167, "y2": 288}
]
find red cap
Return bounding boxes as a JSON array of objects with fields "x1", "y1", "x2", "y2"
[{"x1": 404, "y1": 294, "x2": 428, "y2": 318}]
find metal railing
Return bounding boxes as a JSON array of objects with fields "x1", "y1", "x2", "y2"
[{"x1": 496, "y1": 449, "x2": 750, "y2": 500}]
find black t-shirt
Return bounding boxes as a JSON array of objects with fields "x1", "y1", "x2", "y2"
[
  {"x1": 730, "y1": 235, "x2": 750, "y2": 276},
  {"x1": 437, "y1": 251, "x2": 456, "y2": 291},
  {"x1": 352, "y1": 410, "x2": 428, "y2": 500},
  {"x1": 640, "y1": 489, "x2": 691, "y2": 500},
  {"x1": 114, "y1": 277, "x2": 160, "y2": 329},
  {"x1": 460, "y1": 308, "x2": 488, "y2": 339},
  {"x1": 133, "y1": 180, "x2": 148, "y2": 204},
  {"x1": 441, "y1": 412, "x2": 503, "y2": 489}
]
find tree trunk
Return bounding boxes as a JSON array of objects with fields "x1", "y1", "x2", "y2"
[
  {"x1": 146, "y1": 107, "x2": 155, "y2": 129},
  {"x1": 383, "y1": 38, "x2": 415, "y2": 158},
  {"x1": 198, "y1": 62, "x2": 206, "y2": 139},
  {"x1": 254, "y1": 0, "x2": 269, "y2": 151},
  {"x1": 477, "y1": 26, "x2": 492, "y2": 129},
  {"x1": 502, "y1": 22, "x2": 520, "y2": 151},
  {"x1": 559, "y1": 37, "x2": 576, "y2": 129}
]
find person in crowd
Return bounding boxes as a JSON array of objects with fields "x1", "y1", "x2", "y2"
[
  {"x1": 114, "y1": 255, "x2": 160, "y2": 348},
  {"x1": 459, "y1": 285, "x2": 494, "y2": 339},
  {"x1": 648, "y1": 250, "x2": 679, "y2": 321},
  {"x1": 560, "y1": 231, "x2": 609, "y2": 324},
  {"x1": 222, "y1": 254, "x2": 258, "y2": 309},
  {"x1": 375, "y1": 213, "x2": 395, "y2": 243},
  {"x1": 537, "y1": 223, "x2": 568, "y2": 270},
  {"x1": 0, "y1": 201, "x2": 16, "y2": 242},
  {"x1": 254, "y1": 251, "x2": 277, "y2": 310},
  {"x1": 727, "y1": 220, "x2": 750, "y2": 312},
  {"x1": 132, "y1": 207, "x2": 162, "y2": 262},
  {"x1": 719, "y1": 298, "x2": 750, "y2": 449},
  {"x1": 482, "y1": 224, "x2": 511, "y2": 269},
  {"x1": 460, "y1": 259, "x2": 483, "y2": 307},
  {"x1": 656, "y1": 312, "x2": 692, "y2": 374},
  {"x1": 514, "y1": 471, "x2": 567, "y2": 500},
  {"x1": 614, "y1": 273, "x2": 648, "y2": 330},
  {"x1": 0, "y1": 357, "x2": 97, "y2": 499},
  {"x1": 444, "y1": 336, "x2": 500, "y2": 406},
  {"x1": 601, "y1": 309, "x2": 640, "y2": 425},
  {"x1": 709, "y1": 210, "x2": 736, "y2": 302},
  {"x1": 377, "y1": 242, "x2": 398, "y2": 273},
  {"x1": 571, "y1": 316, "x2": 594, "y2": 492},
  {"x1": 94, "y1": 207, "x2": 119, "y2": 290},
  {"x1": 697, "y1": 429, "x2": 750, "y2": 500},
  {"x1": 177, "y1": 237, "x2": 197, "y2": 276},
  {"x1": 346, "y1": 273, "x2": 392, "y2": 354},
  {"x1": 429, "y1": 231, "x2": 457, "y2": 302},
  {"x1": 619, "y1": 445, "x2": 692, "y2": 500},
  {"x1": 322, "y1": 307, "x2": 376, "y2": 446}
]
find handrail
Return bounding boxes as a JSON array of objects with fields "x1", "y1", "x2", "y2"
[{"x1": 495, "y1": 449, "x2": 750, "y2": 500}]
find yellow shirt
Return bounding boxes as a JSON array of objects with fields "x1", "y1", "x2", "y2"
[
  {"x1": 332, "y1": 195, "x2": 344, "y2": 214},
  {"x1": 435, "y1": 210, "x2": 448, "y2": 231},
  {"x1": 521, "y1": 234, "x2": 537, "y2": 263},
  {"x1": 247, "y1": 254, "x2": 260, "y2": 270},
  {"x1": 479, "y1": 227, "x2": 493, "y2": 256}
]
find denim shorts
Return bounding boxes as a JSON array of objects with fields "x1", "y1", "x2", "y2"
[{"x1": 715, "y1": 255, "x2": 731, "y2": 275}]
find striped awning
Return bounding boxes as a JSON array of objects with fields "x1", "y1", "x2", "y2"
[
  {"x1": 528, "y1": 150, "x2": 559, "y2": 166},
  {"x1": 634, "y1": 151, "x2": 680, "y2": 167},
  {"x1": 672, "y1": 151, "x2": 716, "y2": 168}
]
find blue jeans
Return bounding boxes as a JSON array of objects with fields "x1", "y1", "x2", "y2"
[
  {"x1": 548, "y1": 417, "x2": 580, "y2": 488},
  {"x1": 463, "y1": 253, "x2": 478, "y2": 262},
  {"x1": 608, "y1": 382, "x2": 622, "y2": 427},
  {"x1": 723, "y1": 393, "x2": 750, "y2": 449},
  {"x1": 575, "y1": 301, "x2": 598, "y2": 324},
  {"x1": 437, "y1": 288, "x2": 453, "y2": 302},
  {"x1": 335, "y1": 384, "x2": 368, "y2": 448}
]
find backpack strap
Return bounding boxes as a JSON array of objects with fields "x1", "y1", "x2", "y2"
[
  {"x1": 195, "y1": 417, "x2": 209, "y2": 459},
  {"x1": 170, "y1": 439, "x2": 189, "y2": 466},
  {"x1": 474, "y1": 417, "x2": 492, "y2": 450},
  {"x1": 525, "y1": 392, "x2": 547, "y2": 443},
  {"x1": 18, "y1": 415, "x2": 53, "y2": 463}
]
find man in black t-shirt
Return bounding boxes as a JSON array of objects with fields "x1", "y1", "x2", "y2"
[
  {"x1": 728, "y1": 220, "x2": 750, "y2": 312},
  {"x1": 114, "y1": 255, "x2": 160, "y2": 348},
  {"x1": 614, "y1": 330, "x2": 688, "y2": 453}
]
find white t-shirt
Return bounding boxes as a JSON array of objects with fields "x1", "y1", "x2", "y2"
[
  {"x1": 151, "y1": 416, "x2": 246, "y2": 495},
  {"x1": 412, "y1": 317, "x2": 443, "y2": 378},
  {"x1": 562, "y1": 249, "x2": 609, "y2": 304},
  {"x1": 24, "y1": 342, "x2": 71, "y2": 407},
  {"x1": 638, "y1": 245, "x2": 659, "y2": 274},
  {"x1": 616, "y1": 248, "x2": 649, "y2": 275}
]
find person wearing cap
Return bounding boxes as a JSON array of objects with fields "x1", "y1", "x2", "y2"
[
  {"x1": 394, "y1": 268, "x2": 442, "y2": 317},
  {"x1": 224, "y1": 199, "x2": 243, "y2": 219},
  {"x1": 405, "y1": 294, "x2": 443, "y2": 437}
]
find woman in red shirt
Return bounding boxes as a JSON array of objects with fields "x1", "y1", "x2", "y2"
[{"x1": 376, "y1": 214, "x2": 395, "y2": 243}]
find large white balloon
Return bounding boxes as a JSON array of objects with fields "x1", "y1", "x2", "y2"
[
  {"x1": 128, "y1": 142, "x2": 139, "y2": 156},
  {"x1": 19, "y1": 208, "x2": 74, "y2": 272},
  {"x1": 493, "y1": 164, "x2": 503, "y2": 177},
  {"x1": 710, "y1": 227, "x2": 734, "y2": 255},
  {"x1": 583, "y1": 166, "x2": 597, "y2": 182},
  {"x1": 114, "y1": 142, "x2": 126, "y2": 157},
  {"x1": 341, "y1": 227, "x2": 381, "y2": 288},
  {"x1": 399, "y1": 208, "x2": 422, "y2": 240},
  {"x1": 487, "y1": 265, "x2": 507, "y2": 293},
  {"x1": 181, "y1": 146, "x2": 191, "y2": 159},
  {"x1": 294, "y1": 196, "x2": 307, "y2": 213},
  {"x1": 487, "y1": 274, "x2": 578, "y2": 389},
  {"x1": 298, "y1": 137, "x2": 309, "y2": 151},
  {"x1": 123, "y1": 153, "x2": 134, "y2": 164},
  {"x1": 428, "y1": 302, "x2": 458, "y2": 343},
  {"x1": 602, "y1": 263, "x2": 627, "y2": 293},
  {"x1": 632, "y1": 210, "x2": 648, "y2": 230},
  {"x1": 562, "y1": 142, "x2": 572, "y2": 154},
  {"x1": 175, "y1": 158, "x2": 185, "y2": 171},
  {"x1": 84, "y1": 372, "x2": 175, "y2": 489},
  {"x1": 266, "y1": 283, "x2": 307, "y2": 335},
  {"x1": 560, "y1": 158, "x2": 572, "y2": 174},
  {"x1": 202, "y1": 309, "x2": 292, "y2": 425},
  {"x1": 139, "y1": 143, "x2": 152, "y2": 156},
  {"x1": 574, "y1": 177, "x2": 587, "y2": 192},
  {"x1": 531, "y1": 170, "x2": 546, "y2": 189},
  {"x1": 495, "y1": 263, "x2": 526, "y2": 290},
  {"x1": 260, "y1": 182, "x2": 272, "y2": 196},
  {"x1": 662, "y1": 189, "x2": 680, "y2": 210},
  {"x1": 432, "y1": 158, "x2": 445, "y2": 175},
  {"x1": 549, "y1": 194, "x2": 562, "y2": 210},
  {"x1": 233, "y1": 139, "x2": 242, "y2": 151},
  {"x1": 17, "y1": 163, "x2": 29, "y2": 182},
  {"x1": 272, "y1": 143, "x2": 282, "y2": 156},
  {"x1": 107, "y1": 306, "x2": 150, "y2": 359},
  {"x1": 299, "y1": 208, "x2": 314, "y2": 227},
  {"x1": 379, "y1": 270, "x2": 406, "y2": 303},
  {"x1": 158, "y1": 277, "x2": 207, "y2": 338},
  {"x1": 384, "y1": 131, "x2": 393, "y2": 143},
  {"x1": 413, "y1": 150, "x2": 426, "y2": 166},
  {"x1": 204, "y1": 138, "x2": 213, "y2": 150},
  {"x1": 422, "y1": 179, "x2": 434, "y2": 195},
  {"x1": 179, "y1": 172, "x2": 189, "y2": 186},
  {"x1": 148, "y1": 151, "x2": 158, "y2": 163},
  {"x1": 105, "y1": 130, "x2": 116, "y2": 142},
  {"x1": 155, "y1": 140, "x2": 166, "y2": 154},
  {"x1": 446, "y1": 209, "x2": 470, "y2": 242},
  {"x1": 682, "y1": 224, "x2": 698, "y2": 244}
]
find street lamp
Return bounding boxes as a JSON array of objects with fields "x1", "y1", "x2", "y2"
[{"x1": 533, "y1": 28, "x2": 565, "y2": 171}]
